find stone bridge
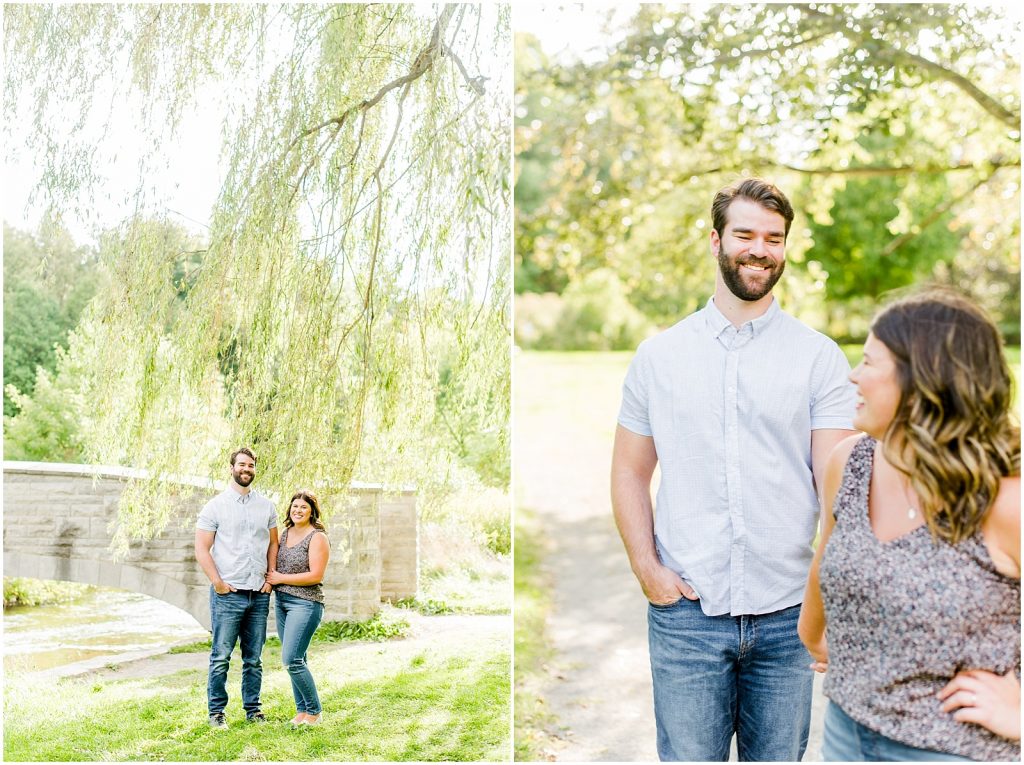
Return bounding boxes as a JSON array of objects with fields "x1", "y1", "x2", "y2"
[{"x1": 2, "y1": 462, "x2": 418, "y2": 629}]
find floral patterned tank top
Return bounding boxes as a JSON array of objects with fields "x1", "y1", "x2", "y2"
[
  {"x1": 274, "y1": 528, "x2": 327, "y2": 603},
  {"x1": 820, "y1": 436, "x2": 1020, "y2": 761}
]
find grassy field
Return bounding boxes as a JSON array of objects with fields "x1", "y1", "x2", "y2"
[
  {"x1": 5, "y1": 489, "x2": 512, "y2": 762},
  {"x1": 512, "y1": 508, "x2": 556, "y2": 761},
  {"x1": 4, "y1": 618, "x2": 509, "y2": 761}
]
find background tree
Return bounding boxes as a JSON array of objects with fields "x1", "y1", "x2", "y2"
[
  {"x1": 5, "y1": 4, "x2": 510, "y2": 549},
  {"x1": 514, "y1": 3, "x2": 1020, "y2": 346},
  {"x1": 3, "y1": 221, "x2": 104, "y2": 416}
]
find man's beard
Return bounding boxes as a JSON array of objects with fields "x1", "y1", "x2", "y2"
[
  {"x1": 717, "y1": 244, "x2": 785, "y2": 302},
  {"x1": 232, "y1": 468, "x2": 254, "y2": 487}
]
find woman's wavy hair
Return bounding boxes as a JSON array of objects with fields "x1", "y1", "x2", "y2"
[
  {"x1": 871, "y1": 287, "x2": 1020, "y2": 544},
  {"x1": 284, "y1": 489, "x2": 327, "y2": 532}
]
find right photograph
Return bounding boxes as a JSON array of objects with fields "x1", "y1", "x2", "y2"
[{"x1": 513, "y1": 4, "x2": 1021, "y2": 763}]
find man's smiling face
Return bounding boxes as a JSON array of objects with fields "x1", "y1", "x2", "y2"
[
  {"x1": 231, "y1": 454, "x2": 256, "y2": 487},
  {"x1": 712, "y1": 197, "x2": 787, "y2": 302}
]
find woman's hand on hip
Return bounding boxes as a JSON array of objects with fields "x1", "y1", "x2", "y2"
[{"x1": 939, "y1": 668, "x2": 1021, "y2": 741}]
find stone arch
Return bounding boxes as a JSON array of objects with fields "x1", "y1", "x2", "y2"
[
  {"x1": 3, "y1": 461, "x2": 418, "y2": 625},
  {"x1": 3, "y1": 550, "x2": 209, "y2": 628}
]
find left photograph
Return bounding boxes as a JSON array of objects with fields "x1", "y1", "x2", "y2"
[{"x1": 3, "y1": 4, "x2": 511, "y2": 761}]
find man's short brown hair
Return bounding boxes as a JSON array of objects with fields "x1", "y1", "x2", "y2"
[
  {"x1": 230, "y1": 447, "x2": 256, "y2": 466},
  {"x1": 711, "y1": 178, "x2": 794, "y2": 239}
]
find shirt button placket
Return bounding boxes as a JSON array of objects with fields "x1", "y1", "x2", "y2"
[{"x1": 724, "y1": 343, "x2": 746, "y2": 614}]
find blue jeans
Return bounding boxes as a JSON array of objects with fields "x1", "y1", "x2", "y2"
[
  {"x1": 648, "y1": 597, "x2": 813, "y2": 761},
  {"x1": 275, "y1": 591, "x2": 325, "y2": 715},
  {"x1": 823, "y1": 702, "x2": 972, "y2": 762},
  {"x1": 208, "y1": 588, "x2": 270, "y2": 715}
]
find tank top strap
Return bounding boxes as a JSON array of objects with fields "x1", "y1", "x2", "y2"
[{"x1": 834, "y1": 435, "x2": 875, "y2": 522}]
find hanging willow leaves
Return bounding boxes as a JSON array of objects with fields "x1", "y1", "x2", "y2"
[{"x1": 4, "y1": 4, "x2": 511, "y2": 552}]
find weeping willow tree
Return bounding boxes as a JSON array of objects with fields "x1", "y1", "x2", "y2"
[{"x1": 4, "y1": 4, "x2": 510, "y2": 550}]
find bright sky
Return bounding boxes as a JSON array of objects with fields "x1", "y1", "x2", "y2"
[
  {"x1": 4, "y1": 5, "x2": 509, "y2": 249},
  {"x1": 4, "y1": 84, "x2": 225, "y2": 245},
  {"x1": 513, "y1": 3, "x2": 635, "y2": 64}
]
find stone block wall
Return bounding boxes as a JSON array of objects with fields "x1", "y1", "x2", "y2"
[
  {"x1": 2, "y1": 462, "x2": 417, "y2": 629},
  {"x1": 380, "y1": 492, "x2": 418, "y2": 601}
]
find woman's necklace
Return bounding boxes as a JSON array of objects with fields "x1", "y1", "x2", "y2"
[{"x1": 900, "y1": 479, "x2": 918, "y2": 520}]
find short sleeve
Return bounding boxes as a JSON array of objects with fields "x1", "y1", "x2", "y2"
[
  {"x1": 267, "y1": 503, "x2": 278, "y2": 530},
  {"x1": 196, "y1": 499, "x2": 219, "y2": 532},
  {"x1": 810, "y1": 341, "x2": 856, "y2": 431},
  {"x1": 618, "y1": 343, "x2": 653, "y2": 437}
]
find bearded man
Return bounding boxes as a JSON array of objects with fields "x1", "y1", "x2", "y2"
[
  {"x1": 195, "y1": 447, "x2": 279, "y2": 728},
  {"x1": 611, "y1": 178, "x2": 856, "y2": 761}
]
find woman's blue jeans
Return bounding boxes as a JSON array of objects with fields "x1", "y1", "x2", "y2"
[
  {"x1": 275, "y1": 591, "x2": 324, "y2": 715},
  {"x1": 823, "y1": 702, "x2": 973, "y2": 762}
]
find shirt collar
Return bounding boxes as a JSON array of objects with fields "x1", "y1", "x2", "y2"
[
  {"x1": 703, "y1": 296, "x2": 780, "y2": 338},
  {"x1": 227, "y1": 485, "x2": 252, "y2": 505}
]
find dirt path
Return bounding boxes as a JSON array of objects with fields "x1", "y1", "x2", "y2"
[
  {"x1": 34, "y1": 612, "x2": 509, "y2": 684},
  {"x1": 515, "y1": 352, "x2": 825, "y2": 762}
]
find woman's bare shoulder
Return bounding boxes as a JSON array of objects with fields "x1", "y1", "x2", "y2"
[
  {"x1": 983, "y1": 476, "x2": 1020, "y2": 578},
  {"x1": 827, "y1": 432, "x2": 867, "y2": 472}
]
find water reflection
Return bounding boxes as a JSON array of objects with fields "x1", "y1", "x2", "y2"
[{"x1": 4, "y1": 587, "x2": 209, "y2": 674}]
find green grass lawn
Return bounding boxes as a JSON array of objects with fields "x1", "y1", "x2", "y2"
[
  {"x1": 512, "y1": 508, "x2": 556, "y2": 761},
  {"x1": 4, "y1": 495, "x2": 511, "y2": 762},
  {"x1": 4, "y1": 630, "x2": 509, "y2": 761}
]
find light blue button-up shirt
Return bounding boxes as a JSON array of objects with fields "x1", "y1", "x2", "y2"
[
  {"x1": 196, "y1": 488, "x2": 278, "y2": 591},
  {"x1": 618, "y1": 297, "x2": 855, "y2": 616}
]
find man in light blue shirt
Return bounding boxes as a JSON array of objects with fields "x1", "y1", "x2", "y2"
[
  {"x1": 612, "y1": 178, "x2": 856, "y2": 761},
  {"x1": 195, "y1": 447, "x2": 279, "y2": 728}
]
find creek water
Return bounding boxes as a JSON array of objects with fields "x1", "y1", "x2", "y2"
[{"x1": 3, "y1": 586, "x2": 209, "y2": 676}]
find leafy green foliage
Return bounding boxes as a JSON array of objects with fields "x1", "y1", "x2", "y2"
[
  {"x1": 395, "y1": 596, "x2": 455, "y2": 616},
  {"x1": 2, "y1": 222, "x2": 104, "y2": 416},
  {"x1": 5, "y1": 6, "x2": 511, "y2": 548},
  {"x1": 515, "y1": 269, "x2": 655, "y2": 350},
  {"x1": 315, "y1": 612, "x2": 410, "y2": 642},
  {"x1": 3, "y1": 577, "x2": 94, "y2": 608},
  {"x1": 3, "y1": 363, "x2": 87, "y2": 462},
  {"x1": 515, "y1": 4, "x2": 1020, "y2": 341}
]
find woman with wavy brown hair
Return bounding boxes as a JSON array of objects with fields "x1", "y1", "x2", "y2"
[
  {"x1": 265, "y1": 490, "x2": 330, "y2": 727},
  {"x1": 798, "y1": 288, "x2": 1020, "y2": 761}
]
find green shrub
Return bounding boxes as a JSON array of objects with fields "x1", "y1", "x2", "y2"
[
  {"x1": 515, "y1": 270, "x2": 655, "y2": 350},
  {"x1": 315, "y1": 612, "x2": 409, "y2": 642},
  {"x1": 395, "y1": 596, "x2": 455, "y2": 615},
  {"x1": 3, "y1": 577, "x2": 93, "y2": 608}
]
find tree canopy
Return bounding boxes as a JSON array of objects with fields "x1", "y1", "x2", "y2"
[
  {"x1": 515, "y1": 3, "x2": 1020, "y2": 344},
  {"x1": 5, "y1": 4, "x2": 510, "y2": 548}
]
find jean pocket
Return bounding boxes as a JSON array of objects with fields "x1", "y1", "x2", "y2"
[{"x1": 648, "y1": 596, "x2": 685, "y2": 609}]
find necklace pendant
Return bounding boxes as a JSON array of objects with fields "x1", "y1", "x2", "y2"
[{"x1": 908, "y1": 507, "x2": 917, "y2": 519}]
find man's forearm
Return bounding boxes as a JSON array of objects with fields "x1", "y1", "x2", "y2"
[
  {"x1": 612, "y1": 471, "x2": 661, "y2": 579},
  {"x1": 195, "y1": 548, "x2": 223, "y2": 586}
]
